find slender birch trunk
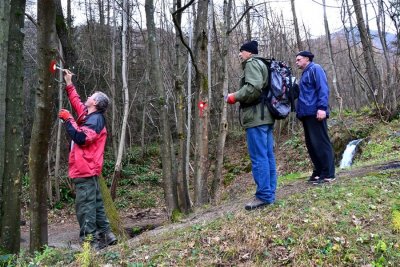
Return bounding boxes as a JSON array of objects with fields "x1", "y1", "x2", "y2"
[
  {"x1": 111, "y1": 0, "x2": 118, "y2": 159},
  {"x1": 54, "y1": 41, "x2": 63, "y2": 203},
  {"x1": 210, "y1": 0, "x2": 232, "y2": 204},
  {"x1": 111, "y1": 0, "x2": 129, "y2": 199},
  {"x1": 322, "y1": 0, "x2": 342, "y2": 114}
]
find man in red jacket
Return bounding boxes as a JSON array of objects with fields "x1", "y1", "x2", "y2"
[{"x1": 59, "y1": 69, "x2": 117, "y2": 250}]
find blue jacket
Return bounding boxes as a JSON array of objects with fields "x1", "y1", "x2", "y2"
[{"x1": 296, "y1": 62, "x2": 330, "y2": 118}]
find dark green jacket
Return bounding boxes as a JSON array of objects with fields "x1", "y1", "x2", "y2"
[{"x1": 235, "y1": 57, "x2": 274, "y2": 128}]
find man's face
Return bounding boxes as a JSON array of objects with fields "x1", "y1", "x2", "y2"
[
  {"x1": 239, "y1": 50, "x2": 252, "y2": 62},
  {"x1": 295, "y1": 56, "x2": 310, "y2": 70},
  {"x1": 85, "y1": 93, "x2": 98, "y2": 109}
]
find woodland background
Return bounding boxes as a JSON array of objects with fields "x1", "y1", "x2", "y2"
[{"x1": 1, "y1": 0, "x2": 400, "y2": 256}]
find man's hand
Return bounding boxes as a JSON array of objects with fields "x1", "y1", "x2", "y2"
[
  {"x1": 58, "y1": 109, "x2": 73, "y2": 122},
  {"x1": 225, "y1": 93, "x2": 236, "y2": 104},
  {"x1": 63, "y1": 69, "x2": 73, "y2": 86},
  {"x1": 316, "y1": 109, "x2": 326, "y2": 121}
]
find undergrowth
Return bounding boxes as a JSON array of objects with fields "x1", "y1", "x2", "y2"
[
  {"x1": 9, "y1": 110, "x2": 400, "y2": 266},
  {"x1": 95, "y1": 171, "x2": 400, "y2": 266}
]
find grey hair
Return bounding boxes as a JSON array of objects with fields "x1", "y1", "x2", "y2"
[{"x1": 93, "y1": 91, "x2": 109, "y2": 112}]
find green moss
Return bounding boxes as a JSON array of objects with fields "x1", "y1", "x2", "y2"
[{"x1": 171, "y1": 209, "x2": 183, "y2": 222}]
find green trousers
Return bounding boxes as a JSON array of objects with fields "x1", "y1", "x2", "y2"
[{"x1": 72, "y1": 176, "x2": 111, "y2": 241}]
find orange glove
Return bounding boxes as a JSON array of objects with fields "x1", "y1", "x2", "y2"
[
  {"x1": 225, "y1": 93, "x2": 236, "y2": 104},
  {"x1": 58, "y1": 109, "x2": 72, "y2": 122}
]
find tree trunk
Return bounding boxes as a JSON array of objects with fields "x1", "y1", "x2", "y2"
[
  {"x1": 343, "y1": 0, "x2": 365, "y2": 109},
  {"x1": 55, "y1": 0, "x2": 77, "y2": 69},
  {"x1": 352, "y1": 0, "x2": 382, "y2": 105},
  {"x1": 54, "y1": 41, "x2": 63, "y2": 203},
  {"x1": 210, "y1": 0, "x2": 232, "y2": 204},
  {"x1": 29, "y1": 0, "x2": 57, "y2": 252},
  {"x1": 0, "y1": 0, "x2": 26, "y2": 253},
  {"x1": 375, "y1": 1, "x2": 393, "y2": 110},
  {"x1": 245, "y1": 0, "x2": 251, "y2": 40},
  {"x1": 145, "y1": 0, "x2": 178, "y2": 216},
  {"x1": 173, "y1": 0, "x2": 191, "y2": 213},
  {"x1": 111, "y1": 0, "x2": 129, "y2": 200},
  {"x1": 0, "y1": 0, "x2": 11, "y2": 224},
  {"x1": 185, "y1": 11, "x2": 194, "y2": 209},
  {"x1": 207, "y1": 0, "x2": 213, "y2": 106},
  {"x1": 290, "y1": 0, "x2": 303, "y2": 51},
  {"x1": 110, "y1": 0, "x2": 117, "y2": 159},
  {"x1": 322, "y1": 0, "x2": 342, "y2": 113},
  {"x1": 193, "y1": 0, "x2": 210, "y2": 206}
]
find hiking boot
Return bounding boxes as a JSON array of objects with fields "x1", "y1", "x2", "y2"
[
  {"x1": 312, "y1": 177, "x2": 336, "y2": 185},
  {"x1": 312, "y1": 178, "x2": 326, "y2": 185},
  {"x1": 245, "y1": 197, "x2": 270, "y2": 211},
  {"x1": 308, "y1": 176, "x2": 320, "y2": 183},
  {"x1": 323, "y1": 177, "x2": 336, "y2": 183},
  {"x1": 90, "y1": 240, "x2": 105, "y2": 251},
  {"x1": 98, "y1": 231, "x2": 118, "y2": 246},
  {"x1": 79, "y1": 235, "x2": 104, "y2": 251}
]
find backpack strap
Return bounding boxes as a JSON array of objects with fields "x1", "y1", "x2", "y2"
[{"x1": 239, "y1": 57, "x2": 270, "y2": 120}]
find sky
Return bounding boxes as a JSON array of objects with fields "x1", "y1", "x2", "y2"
[
  {"x1": 268, "y1": 0, "x2": 393, "y2": 37},
  {"x1": 59, "y1": 0, "x2": 395, "y2": 37}
]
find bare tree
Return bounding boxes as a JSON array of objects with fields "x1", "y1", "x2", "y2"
[
  {"x1": 245, "y1": 0, "x2": 251, "y2": 40},
  {"x1": 110, "y1": 0, "x2": 118, "y2": 158},
  {"x1": 290, "y1": 0, "x2": 303, "y2": 51},
  {"x1": 210, "y1": 0, "x2": 232, "y2": 203},
  {"x1": 352, "y1": 0, "x2": 383, "y2": 107},
  {"x1": 173, "y1": 0, "x2": 191, "y2": 213},
  {"x1": 111, "y1": 0, "x2": 129, "y2": 200},
  {"x1": 373, "y1": 0, "x2": 395, "y2": 113},
  {"x1": 0, "y1": 0, "x2": 11, "y2": 225},
  {"x1": 322, "y1": 0, "x2": 342, "y2": 114},
  {"x1": 193, "y1": 0, "x2": 210, "y2": 205},
  {"x1": 29, "y1": 0, "x2": 57, "y2": 252},
  {"x1": 145, "y1": 0, "x2": 178, "y2": 215},
  {"x1": 0, "y1": 0, "x2": 26, "y2": 253}
]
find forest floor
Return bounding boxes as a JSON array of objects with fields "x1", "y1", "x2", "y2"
[{"x1": 19, "y1": 159, "x2": 400, "y2": 252}]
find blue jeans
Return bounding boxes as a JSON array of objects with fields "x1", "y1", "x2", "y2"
[{"x1": 246, "y1": 124, "x2": 277, "y2": 203}]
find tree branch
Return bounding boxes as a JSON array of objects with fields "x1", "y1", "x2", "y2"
[
  {"x1": 227, "y1": 5, "x2": 253, "y2": 35},
  {"x1": 171, "y1": 0, "x2": 199, "y2": 75},
  {"x1": 25, "y1": 13, "x2": 37, "y2": 27}
]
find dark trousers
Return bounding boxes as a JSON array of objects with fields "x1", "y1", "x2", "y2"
[
  {"x1": 72, "y1": 176, "x2": 111, "y2": 241},
  {"x1": 302, "y1": 116, "x2": 335, "y2": 179}
]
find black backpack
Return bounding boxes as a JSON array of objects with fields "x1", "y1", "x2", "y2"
[{"x1": 241, "y1": 57, "x2": 299, "y2": 120}]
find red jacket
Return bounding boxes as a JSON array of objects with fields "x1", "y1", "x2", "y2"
[{"x1": 64, "y1": 84, "x2": 107, "y2": 178}]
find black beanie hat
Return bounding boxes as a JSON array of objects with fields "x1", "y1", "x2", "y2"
[
  {"x1": 240, "y1": 40, "x2": 258, "y2": 54},
  {"x1": 296, "y1": 50, "x2": 314, "y2": 61}
]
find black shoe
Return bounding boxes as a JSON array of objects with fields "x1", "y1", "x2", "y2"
[
  {"x1": 98, "y1": 231, "x2": 118, "y2": 246},
  {"x1": 90, "y1": 240, "x2": 105, "y2": 251},
  {"x1": 312, "y1": 177, "x2": 336, "y2": 185},
  {"x1": 323, "y1": 177, "x2": 336, "y2": 183},
  {"x1": 245, "y1": 197, "x2": 270, "y2": 210},
  {"x1": 312, "y1": 178, "x2": 326, "y2": 185},
  {"x1": 308, "y1": 175, "x2": 320, "y2": 183}
]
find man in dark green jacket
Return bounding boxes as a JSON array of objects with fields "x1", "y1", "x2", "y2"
[{"x1": 226, "y1": 40, "x2": 277, "y2": 210}]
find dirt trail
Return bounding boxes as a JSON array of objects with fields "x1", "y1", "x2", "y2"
[{"x1": 20, "y1": 160, "x2": 400, "y2": 251}]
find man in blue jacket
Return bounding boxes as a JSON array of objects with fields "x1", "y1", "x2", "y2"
[{"x1": 295, "y1": 51, "x2": 335, "y2": 184}]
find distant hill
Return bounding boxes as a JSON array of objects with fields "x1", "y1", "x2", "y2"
[{"x1": 331, "y1": 28, "x2": 397, "y2": 52}]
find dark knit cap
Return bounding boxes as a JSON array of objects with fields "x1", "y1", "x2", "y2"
[
  {"x1": 240, "y1": 40, "x2": 258, "y2": 54},
  {"x1": 296, "y1": 50, "x2": 314, "y2": 61}
]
